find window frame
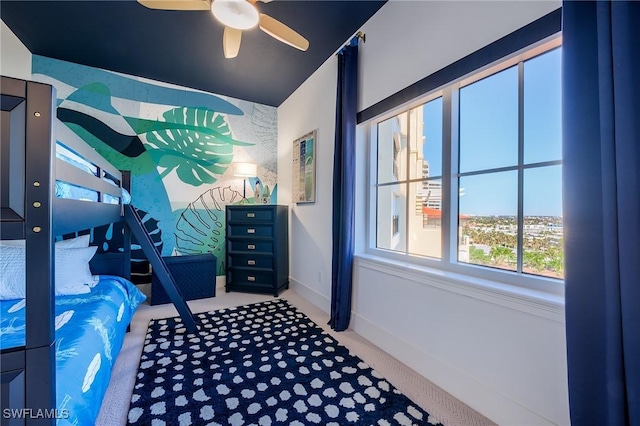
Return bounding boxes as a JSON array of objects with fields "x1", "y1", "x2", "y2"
[{"x1": 365, "y1": 36, "x2": 563, "y2": 296}]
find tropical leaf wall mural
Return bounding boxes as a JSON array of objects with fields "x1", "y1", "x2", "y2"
[
  {"x1": 32, "y1": 55, "x2": 278, "y2": 277},
  {"x1": 135, "y1": 107, "x2": 252, "y2": 186},
  {"x1": 174, "y1": 186, "x2": 243, "y2": 275}
]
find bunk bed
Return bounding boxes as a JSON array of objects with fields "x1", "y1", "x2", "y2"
[
  {"x1": 0, "y1": 76, "x2": 197, "y2": 425},
  {"x1": 0, "y1": 76, "x2": 139, "y2": 425}
]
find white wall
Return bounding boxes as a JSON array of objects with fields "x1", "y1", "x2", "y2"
[
  {"x1": 278, "y1": 52, "x2": 337, "y2": 300},
  {"x1": 1, "y1": 20, "x2": 32, "y2": 79},
  {"x1": 278, "y1": 1, "x2": 569, "y2": 425}
]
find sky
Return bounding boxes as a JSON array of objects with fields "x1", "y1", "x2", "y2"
[{"x1": 423, "y1": 48, "x2": 562, "y2": 217}]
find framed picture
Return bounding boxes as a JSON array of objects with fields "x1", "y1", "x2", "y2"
[{"x1": 292, "y1": 130, "x2": 317, "y2": 204}]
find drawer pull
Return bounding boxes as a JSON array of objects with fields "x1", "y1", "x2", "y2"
[
  {"x1": 247, "y1": 244, "x2": 256, "y2": 250},
  {"x1": 247, "y1": 276, "x2": 256, "y2": 281},
  {"x1": 247, "y1": 228, "x2": 256, "y2": 234},
  {"x1": 247, "y1": 212, "x2": 255, "y2": 218},
  {"x1": 247, "y1": 260, "x2": 256, "y2": 265}
]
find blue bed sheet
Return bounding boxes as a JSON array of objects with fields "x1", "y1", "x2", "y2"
[{"x1": 0, "y1": 276, "x2": 146, "y2": 425}]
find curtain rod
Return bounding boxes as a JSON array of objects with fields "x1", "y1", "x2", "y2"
[{"x1": 336, "y1": 31, "x2": 366, "y2": 56}]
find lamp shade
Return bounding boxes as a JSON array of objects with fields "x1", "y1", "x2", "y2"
[
  {"x1": 211, "y1": 0, "x2": 259, "y2": 30},
  {"x1": 234, "y1": 162, "x2": 257, "y2": 177}
]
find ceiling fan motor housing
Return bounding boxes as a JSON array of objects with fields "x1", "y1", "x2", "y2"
[{"x1": 211, "y1": 0, "x2": 259, "y2": 30}]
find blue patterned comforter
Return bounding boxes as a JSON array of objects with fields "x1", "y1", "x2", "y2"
[{"x1": 0, "y1": 276, "x2": 146, "y2": 425}]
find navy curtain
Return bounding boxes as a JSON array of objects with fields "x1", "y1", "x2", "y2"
[
  {"x1": 563, "y1": 1, "x2": 640, "y2": 424},
  {"x1": 329, "y1": 39, "x2": 359, "y2": 331}
]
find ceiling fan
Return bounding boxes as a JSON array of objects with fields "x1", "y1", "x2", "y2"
[{"x1": 138, "y1": 0, "x2": 309, "y2": 58}]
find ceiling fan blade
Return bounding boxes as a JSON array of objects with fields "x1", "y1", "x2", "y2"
[
  {"x1": 223, "y1": 27, "x2": 243, "y2": 58},
  {"x1": 258, "y1": 13, "x2": 309, "y2": 52},
  {"x1": 137, "y1": 0, "x2": 211, "y2": 11}
]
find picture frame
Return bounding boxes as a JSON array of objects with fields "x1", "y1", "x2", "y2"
[{"x1": 292, "y1": 130, "x2": 317, "y2": 204}]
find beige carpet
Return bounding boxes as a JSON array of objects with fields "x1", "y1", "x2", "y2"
[{"x1": 96, "y1": 288, "x2": 495, "y2": 426}]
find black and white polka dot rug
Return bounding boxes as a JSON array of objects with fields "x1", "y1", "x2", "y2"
[{"x1": 128, "y1": 299, "x2": 443, "y2": 425}]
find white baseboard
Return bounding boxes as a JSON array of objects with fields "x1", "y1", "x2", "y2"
[
  {"x1": 288, "y1": 277, "x2": 330, "y2": 314},
  {"x1": 290, "y1": 276, "x2": 558, "y2": 426},
  {"x1": 215, "y1": 276, "x2": 225, "y2": 290}
]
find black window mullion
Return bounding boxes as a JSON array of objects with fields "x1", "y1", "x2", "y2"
[
  {"x1": 517, "y1": 61, "x2": 525, "y2": 273},
  {"x1": 444, "y1": 86, "x2": 458, "y2": 264},
  {"x1": 457, "y1": 164, "x2": 520, "y2": 178}
]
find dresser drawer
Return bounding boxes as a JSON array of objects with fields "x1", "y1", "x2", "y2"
[
  {"x1": 228, "y1": 254, "x2": 273, "y2": 269},
  {"x1": 227, "y1": 208, "x2": 274, "y2": 222},
  {"x1": 229, "y1": 269, "x2": 273, "y2": 287},
  {"x1": 228, "y1": 224, "x2": 273, "y2": 238},
  {"x1": 228, "y1": 240, "x2": 273, "y2": 253}
]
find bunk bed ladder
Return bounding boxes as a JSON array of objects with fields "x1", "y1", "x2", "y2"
[{"x1": 124, "y1": 205, "x2": 199, "y2": 333}]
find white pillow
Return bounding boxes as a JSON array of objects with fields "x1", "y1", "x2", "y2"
[
  {"x1": 0, "y1": 234, "x2": 91, "y2": 249},
  {"x1": 0, "y1": 245, "x2": 26, "y2": 299},
  {"x1": 0, "y1": 245, "x2": 98, "y2": 300},
  {"x1": 54, "y1": 246, "x2": 97, "y2": 295},
  {"x1": 57, "y1": 234, "x2": 91, "y2": 249},
  {"x1": 8, "y1": 234, "x2": 97, "y2": 284},
  {"x1": 0, "y1": 240, "x2": 25, "y2": 247}
]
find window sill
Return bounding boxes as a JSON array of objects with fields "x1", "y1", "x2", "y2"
[{"x1": 354, "y1": 253, "x2": 565, "y2": 323}]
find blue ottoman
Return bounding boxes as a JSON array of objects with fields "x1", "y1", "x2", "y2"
[{"x1": 151, "y1": 254, "x2": 216, "y2": 305}]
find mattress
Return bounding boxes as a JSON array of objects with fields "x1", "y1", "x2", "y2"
[{"x1": 0, "y1": 276, "x2": 146, "y2": 425}]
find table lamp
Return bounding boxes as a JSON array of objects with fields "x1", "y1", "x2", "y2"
[{"x1": 234, "y1": 162, "x2": 257, "y2": 202}]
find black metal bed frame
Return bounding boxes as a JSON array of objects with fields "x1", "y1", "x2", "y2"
[{"x1": 1, "y1": 76, "x2": 198, "y2": 425}]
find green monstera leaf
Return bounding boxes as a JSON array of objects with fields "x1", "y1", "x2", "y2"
[{"x1": 127, "y1": 107, "x2": 253, "y2": 186}]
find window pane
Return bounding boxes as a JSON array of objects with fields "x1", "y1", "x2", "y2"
[
  {"x1": 459, "y1": 67, "x2": 518, "y2": 172},
  {"x1": 409, "y1": 98, "x2": 443, "y2": 181},
  {"x1": 524, "y1": 49, "x2": 562, "y2": 164},
  {"x1": 408, "y1": 180, "x2": 442, "y2": 259},
  {"x1": 376, "y1": 184, "x2": 406, "y2": 253},
  {"x1": 458, "y1": 171, "x2": 518, "y2": 271},
  {"x1": 377, "y1": 112, "x2": 408, "y2": 184},
  {"x1": 523, "y1": 165, "x2": 563, "y2": 279}
]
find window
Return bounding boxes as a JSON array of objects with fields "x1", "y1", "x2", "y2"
[
  {"x1": 376, "y1": 99, "x2": 443, "y2": 258},
  {"x1": 370, "y1": 40, "x2": 563, "y2": 289}
]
